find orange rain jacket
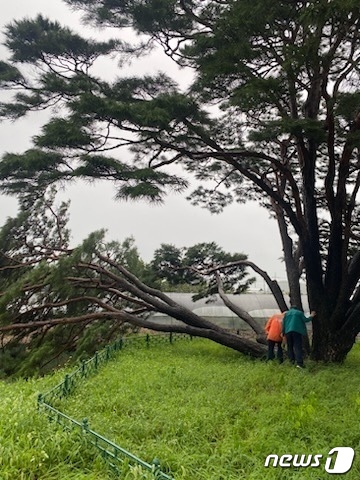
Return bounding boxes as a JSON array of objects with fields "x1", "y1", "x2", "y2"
[{"x1": 264, "y1": 313, "x2": 284, "y2": 342}]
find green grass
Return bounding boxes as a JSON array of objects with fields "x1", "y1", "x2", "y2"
[
  {"x1": 0, "y1": 370, "x2": 113, "y2": 480},
  {"x1": 63, "y1": 340, "x2": 360, "y2": 479},
  {"x1": 1, "y1": 339, "x2": 360, "y2": 479}
]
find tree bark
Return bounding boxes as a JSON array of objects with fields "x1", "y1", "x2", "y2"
[
  {"x1": 215, "y1": 273, "x2": 267, "y2": 344},
  {"x1": 273, "y1": 202, "x2": 303, "y2": 309}
]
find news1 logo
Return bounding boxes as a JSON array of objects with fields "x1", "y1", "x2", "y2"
[
  {"x1": 325, "y1": 448, "x2": 355, "y2": 474},
  {"x1": 264, "y1": 447, "x2": 355, "y2": 474}
]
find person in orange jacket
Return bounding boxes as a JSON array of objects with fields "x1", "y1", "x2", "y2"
[{"x1": 265, "y1": 312, "x2": 284, "y2": 363}]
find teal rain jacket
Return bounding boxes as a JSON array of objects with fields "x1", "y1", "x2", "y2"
[{"x1": 282, "y1": 307, "x2": 312, "y2": 336}]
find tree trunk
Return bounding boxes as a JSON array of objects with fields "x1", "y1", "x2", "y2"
[
  {"x1": 311, "y1": 330, "x2": 357, "y2": 363},
  {"x1": 310, "y1": 307, "x2": 358, "y2": 363},
  {"x1": 113, "y1": 309, "x2": 268, "y2": 357},
  {"x1": 273, "y1": 203, "x2": 303, "y2": 309}
]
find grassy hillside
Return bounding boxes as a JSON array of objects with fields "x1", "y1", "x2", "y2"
[
  {"x1": 65, "y1": 340, "x2": 360, "y2": 479},
  {"x1": 0, "y1": 369, "x2": 113, "y2": 480},
  {"x1": 1, "y1": 339, "x2": 360, "y2": 479}
]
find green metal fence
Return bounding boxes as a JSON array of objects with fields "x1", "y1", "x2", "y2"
[{"x1": 38, "y1": 333, "x2": 194, "y2": 479}]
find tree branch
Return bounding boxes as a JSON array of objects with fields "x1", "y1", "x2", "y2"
[
  {"x1": 181, "y1": 259, "x2": 288, "y2": 312},
  {"x1": 215, "y1": 273, "x2": 266, "y2": 343}
]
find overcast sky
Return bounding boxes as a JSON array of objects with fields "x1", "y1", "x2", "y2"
[{"x1": 0, "y1": 0, "x2": 286, "y2": 286}]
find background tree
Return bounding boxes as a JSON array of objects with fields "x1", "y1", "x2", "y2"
[
  {"x1": 150, "y1": 244, "x2": 185, "y2": 288},
  {"x1": 150, "y1": 241, "x2": 254, "y2": 298},
  {"x1": 0, "y1": 1, "x2": 359, "y2": 361}
]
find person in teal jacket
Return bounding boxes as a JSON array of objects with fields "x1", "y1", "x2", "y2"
[{"x1": 282, "y1": 307, "x2": 316, "y2": 368}]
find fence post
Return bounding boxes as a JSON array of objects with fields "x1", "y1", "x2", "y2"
[
  {"x1": 152, "y1": 458, "x2": 161, "y2": 478},
  {"x1": 82, "y1": 418, "x2": 89, "y2": 433},
  {"x1": 81, "y1": 359, "x2": 86, "y2": 377},
  {"x1": 146, "y1": 334, "x2": 150, "y2": 348},
  {"x1": 94, "y1": 352, "x2": 99, "y2": 369},
  {"x1": 63, "y1": 374, "x2": 70, "y2": 397},
  {"x1": 169, "y1": 332, "x2": 173, "y2": 344},
  {"x1": 37, "y1": 393, "x2": 43, "y2": 411},
  {"x1": 115, "y1": 339, "x2": 122, "y2": 351}
]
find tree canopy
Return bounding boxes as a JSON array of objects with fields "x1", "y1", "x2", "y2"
[{"x1": 0, "y1": 0, "x2": 359, "y2": 362}]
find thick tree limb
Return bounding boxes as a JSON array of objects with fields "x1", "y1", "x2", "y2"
[
  {"x1": 181, "y1": 259, "x2": 288, "y2": 312},
  {"x1": 0, "y1": 300, "x2": 266, "y2": 358},
  {"x1": 77, "y1": 258, "x2": 228, "y2": 332},
  {"x1": 215, "y1": 273, "x2": 267, "y2": 344}
]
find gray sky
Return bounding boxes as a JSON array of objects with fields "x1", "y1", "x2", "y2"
[{"x1": 0, "y1": 0, "x2": 286, "y2": 285}]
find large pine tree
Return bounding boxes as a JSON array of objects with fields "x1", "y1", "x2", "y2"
[{"x1": 0, "y1": 1, "x2": 359, "y2": 361}]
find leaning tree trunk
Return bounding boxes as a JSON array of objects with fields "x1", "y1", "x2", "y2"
[
  {"x1": 215, "y1": 273, "x2": 267, "y2": 344},
  {"x1": 78, "y1": 254, "x2": 269, "y2": 358}
]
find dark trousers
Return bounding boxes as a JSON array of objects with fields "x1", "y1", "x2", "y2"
[
  {"x1": 286, "y1": 331, "x2": 304, "y2": 366},
  {"x1": 267, "y1": 340, "x2": 283, "y2": 363}
]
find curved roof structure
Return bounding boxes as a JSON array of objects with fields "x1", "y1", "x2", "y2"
[
  {"x1": 164, "y1": 292, "x2": 309, "y2": 313},
  {"x1": 149, "y1": 293, "x2": 310, "y2": 327}
]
